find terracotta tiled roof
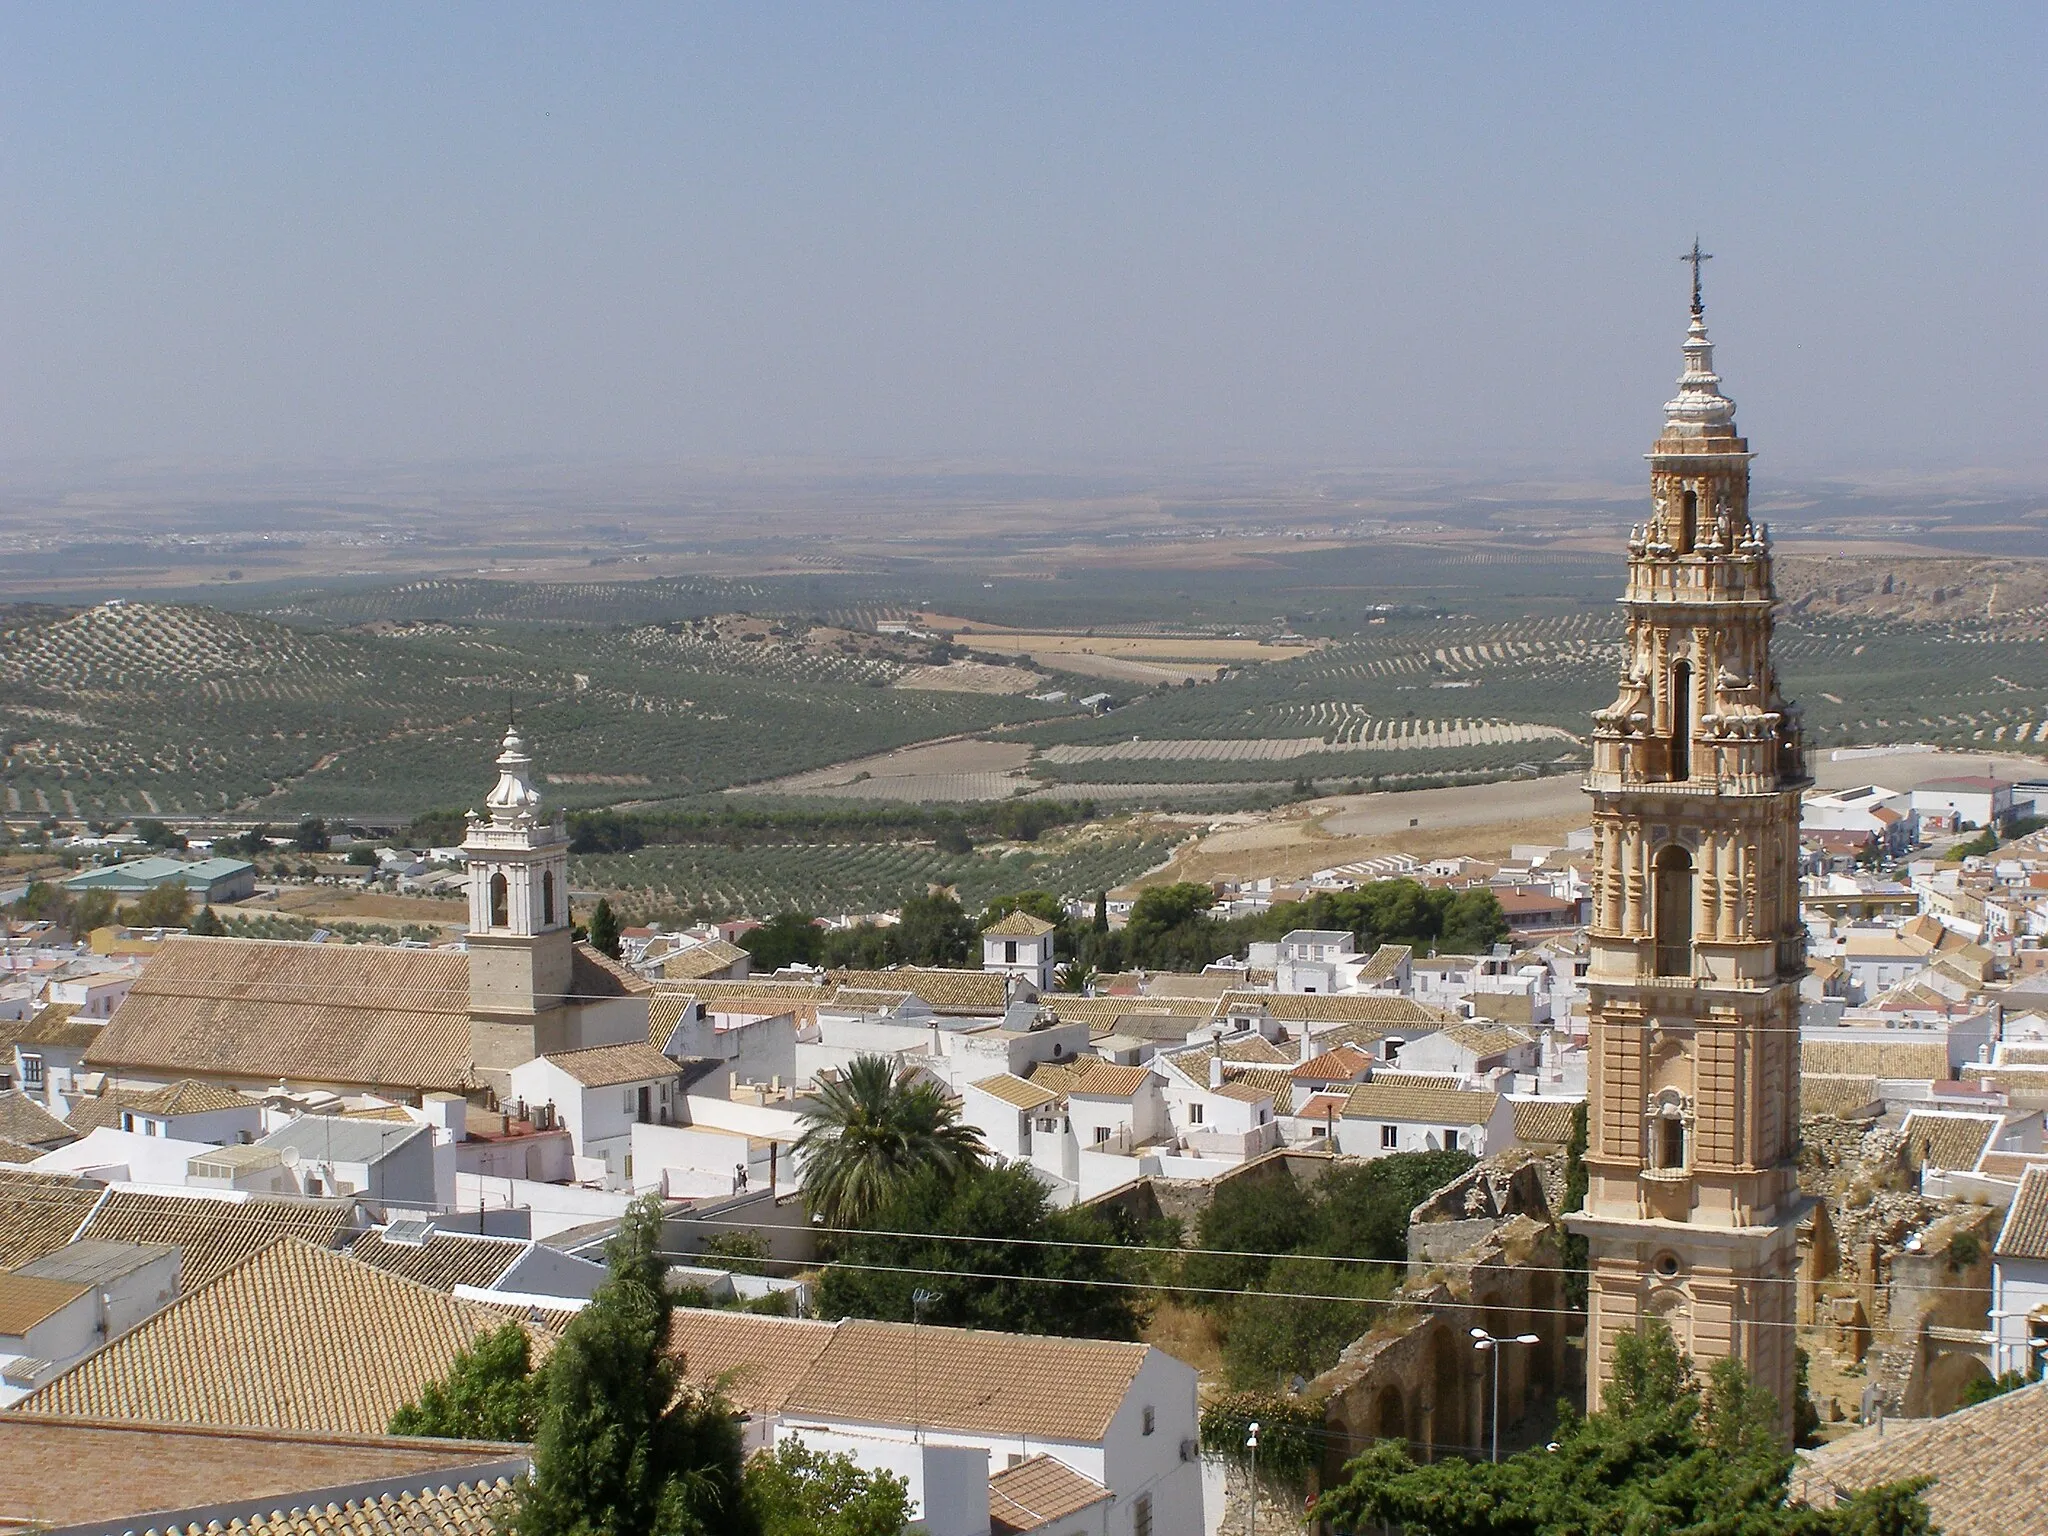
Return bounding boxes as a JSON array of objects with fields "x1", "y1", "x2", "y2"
[
  {"x1": 1295, "y1": 1091, "x2": 1351, "y2": 1121},
  {"x1": 1356, "y1": 944, "x2": 1413, "y2": 983},
  {"x1": 1799, "y1": 1074, "x2": 1881, "y2": 1117},
  {"x1": 1899, "y1": 1111, "x2": 2003, "y2": 1173},
  {"x1": 1342, "y1": 1082, "x2": 1501, "y2": 1125},
  {"x1": 1224, "y1": 1066, "x2": 1294, "y2": 1114},
  {"x1": 1793, "y1": 1378, "x2": 2048, "y2": 1535},
  {"x1": 1213, "y1": 991, "x2": 1453, "y2": 1027},
  {"x1": 1799, "y1": 1038, "x2": 1951, "y2": 1079},
  {"x1": 1025, "y1": 1059, "x2": 1155, "y2": 1099},
  {"x1": 63, "y1": 1087, "x2": 154, "y2": 1135},
  {"x1": 0, "y1": 1418, "x2": 527, "y2": 1534},
  {"x1": 661, "y1": 938, "x2": 750, "y2": 980},
  {"x1": 0, "y1": 1090, "x2": 76, "y2": 1147},
  {"x1": 784, "y1": 1318, "x2": 1150, "y2": 1441},
  {"x1": 76, "y1": 1187, "x2": 354, "y2": 1289},
  {"x1": 0, "y1": 1271, "x2": 90, "y2": 1334},
  {"x1": 0, "y1": 1169, "x2": 105, "y2": 1269},
  {"x1": 1978, "y1": 1151, "x2": 2048, "y2": 1182},
  {"x1": 348, "y1": 1229, "x2": 529, "y2": 1292},
  {"x1": 1997, "y1": 1166, "x2": 2048, "y2": 1260},
  {"x1": 1213, "y1": 1080, "x2": 1276, "y2": 1106},
  {"x1": 1441, "y1": 1022, "x2": 1533, "y2": 1057},
  {"x1": 14, "y1": 1003, "x2": 99, "y2": 1048},
  {"x1": 0, "y1": 1134, "x2": 45, "y2": 1163},
  {"x1": 1511, "y1": 1098, "x2": 1579, "y2": 1145},
  {"x1": 14, "y1": 1238, "x2": 545, "y2": 1435},
  {"x1": 829, "y1": 968, "x2": 1009, "y2": 1010},
  {"x1": 118, "y1": 1079, "x2": 256, "y2": 1117},
  {"x1": 983, "y1": 911, "x2": 1056, "y2": 939},
  {"x1": 664, "y1": 1306, "x2": 837, "y2": 1418},
  {"x1": 1364, "y1": 1071, "x2": 1466, "y2": 1090},
  {"x1": 1292, "y1": 1045, "x2": 1375, "y2": 1081},
  {"x1": 155, "y1": 1478, "x2": 516, "y2": 1536},
  {"x1": 969, "y1": 1074, "x2": 1061, "y2": 1112},
  {"x1": 85, "y1": 936, "x2": 475, "y2": 1092},
  {"x1": 1037, "y1": 997, "x2": 1211, "y2": 1030},
  {"x1": 541, "y1": 1041, "x2": 682, "y2": 1088},
  {"x1": 989, "y1": 1454, "x2": 1111, "y2": 1533}
]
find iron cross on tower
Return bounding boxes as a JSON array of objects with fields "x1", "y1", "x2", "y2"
[{"x1": 1682, "y1": 238, "x2": 1712, "y2": 315}]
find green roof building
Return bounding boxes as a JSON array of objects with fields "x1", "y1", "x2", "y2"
[{"x1": 63, "y1": 857, "x2": 257, "y2": 905}]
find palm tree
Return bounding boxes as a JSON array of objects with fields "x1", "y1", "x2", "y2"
[{"x1": 795, "y1": 1054, "x2": 988, "y2": 1229}]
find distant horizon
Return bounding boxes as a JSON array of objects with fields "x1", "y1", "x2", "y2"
[{"x1": 6, "y1": 8, "x2": 2047, "y2": 475}]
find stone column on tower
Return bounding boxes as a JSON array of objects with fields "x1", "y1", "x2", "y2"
[{"x1": 1565, "y1": 268, "x2": 1807, "y2": 1435}]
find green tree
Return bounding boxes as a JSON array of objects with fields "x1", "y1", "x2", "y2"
[
  {"x1": 819, "y1": 922, "x2": 895, "y2": 969},
  {"x1": 390, "y1": 1321, "x2": 546, "y2": 1441},
  {"x1": 1093, "y1": 890, "x2": 1109, "y2": 932},
  {"x1": 71, "y1": 888, "x2": 119, "y2": 934},
  {"x1": 404, "y1": 808, "x2": 470, "y2": 847},
  {"x1": 795, "y1": 1055, "x2": 988, "y2": 1228},
  {"x1": 1183, "y1": 1169, "x2": 1317, "y2": 1298},
  {"x1": 133, "y1": 818, "x2": 186, "y2": 850},
  {"x1": 588, "y1": 897, "x2": 624, "y2": 960},
  {"x1": 9, "y1": 881, "x2": 67, "y2": 922},
  {"x1": 892, "y1": 891, "x2": 976, "y2": 966},
  {"x1": 187, "y1": 904, "x2": 226, "y2": 937},
  {"x1": 741, "y1": 1437, "x2": 912, "y2": 1536},
  {"x1": 1437, "y1": 888, "x2": 1509, "y2": 953},
  {"x1": 519, "y1": 1196, "x2": 755, "y2": 1536},
  {"x1": 1310, "y1": 1149, "x2": 1476, "y2": 1264},
  {"x1": 741, "y1": 912, "x2": 823, "y2": 971},
  {"x1": 1219, "y1": 1253, "x2": 1392, "y2": 1386},
  {"x1": 293, "y1": 817, "x2": 331, "y2": 853},
  {"x1": 1315, "y1": 1323, "x2": 1934, "y2": 1536},
  {"x1": 818, "y1": 1162, "x2": 1145, "y2": 1340},
  {"x1": 124, "y1": 881, "x2": 192, "y2": 929},
  {"x1": 347, "y1": 844, "x2": 380, "y2": 867},
  {"x1": 979, "y1": 890, "x2": 1065, "y2": 928}
]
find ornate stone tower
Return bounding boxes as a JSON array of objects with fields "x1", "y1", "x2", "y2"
[
  {"x1": 464, "y1": 724, "x2": 574, "y2": 1020},
  {"x1": 1567, "y1": 255, "x2": 1807, "y2": 1431}
]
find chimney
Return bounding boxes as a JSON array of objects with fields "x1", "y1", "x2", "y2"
[
  {"x1": 1209, "y1": 1054, "x2": 1225, "y2": 1090},
  {"x1": 421, "y1": 1091, "x2": 467, "y2": 1143},
  {"x1": 1299, "y1": 1028, "x2": 1315, "y2": 1065}
]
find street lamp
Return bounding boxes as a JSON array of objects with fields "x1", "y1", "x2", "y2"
[
  {"x1": 1470, "y1": 1327, "x2": 1541, "y2": 1463},
  {"x1": 1244, "y1": 1420, "x2": 1260, "y2": 1536}
]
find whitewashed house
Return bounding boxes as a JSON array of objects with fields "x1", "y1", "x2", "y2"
[
  {"x1": 509, "y1": 1041, "x2": 695, "y2": 1183},
  {"x1": 1992, "y1": 1164, "x2": 2048, "y2": 1379},
  {"x1": 1338, "y1": 1081, "x2": 1511, "y2": 1159}
]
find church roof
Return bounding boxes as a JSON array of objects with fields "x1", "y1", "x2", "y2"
[
  {"x1": 85, "y1": 935, "x2": 643, "y2": 1093},
  {"x1": 86, "y1": 936, "x2": 475, "y2": 1092}
]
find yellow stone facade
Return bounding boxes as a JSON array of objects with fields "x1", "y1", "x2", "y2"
[{"x1": 1567, "y1": 285, "x2": 1807, "y2": 1431}]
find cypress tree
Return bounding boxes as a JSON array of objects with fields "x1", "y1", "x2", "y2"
[
  {"x1": 517, "y1": 1196, "x2": 754, "y2": 1536},
  {"x1": 587, "y1": 897, "x2": 623, "y2": 959}
]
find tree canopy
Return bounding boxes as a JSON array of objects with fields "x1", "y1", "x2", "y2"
[
  {"x1": 389, "y1": 1321, "x2": 545, "y2": 1442},
  {"x1": 587, "y1": 896, "x2": 623, "y2": 959},
  {"x1": 518, "y1": 1196, "x2": 754, "y2": 1536},
  {"x1": 817, "y1": 1161, "x2": 1146, "y2": 1341},
  {"x1": 740, "y1": 1437, "x2": 912, "y2": 1536},
  {"x1": 795, "y1": 1054, "x2": 989, "y2": 1229},
  {"x1": 1314, "y1": 1324, "x2": 1933, "y2": 1536}
]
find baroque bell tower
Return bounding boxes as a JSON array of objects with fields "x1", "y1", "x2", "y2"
[
  {"x1": 464, "y1": 723, "x2": 574, "y2": 1021},
  {"x1": 1566, "y1": 248, "x2": 1806, "y2": 1431}
]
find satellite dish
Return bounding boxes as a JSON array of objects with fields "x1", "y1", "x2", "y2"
[{"x1": 279, "y1": 1146, "x2": 300, "y2": 1169}]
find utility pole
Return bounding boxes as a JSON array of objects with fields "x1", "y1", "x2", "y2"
[{"x1": 1244, "y1": 1419, "x2": 1259, "y2": 1536}]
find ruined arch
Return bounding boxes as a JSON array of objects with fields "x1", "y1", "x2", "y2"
[
  {"x1": 1921, "y1": 1347, "x2": 1994, "y2": 1417},
  {"x1": 1424, "y1": 1325, "x2": 1466, "y2": 1462},
  {"x1": 1373, "y1": 1383, "x2": 1407, "y2": 1444}
]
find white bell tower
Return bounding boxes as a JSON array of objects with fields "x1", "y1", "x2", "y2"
[{"x1": 464, "y1": 724, "x2": 573, "y2": 1017}]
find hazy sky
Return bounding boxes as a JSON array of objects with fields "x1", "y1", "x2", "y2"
[{"x1": 4, "y1": 5, "x2": 2045, "y2": 477}]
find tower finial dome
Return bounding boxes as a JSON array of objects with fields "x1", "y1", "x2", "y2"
[
  {"x1": 484, "y1": 723, "x2": 543, "y2": 820},
  {"x1": 1659, "y1": 305, "x2": 1738, "y2": 442}
]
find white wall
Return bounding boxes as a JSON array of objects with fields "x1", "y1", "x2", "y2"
[
  {"x1": 455, "y1": 1172, "x2": 637, "y2": 1241},
  {"x1": 1993, "y1": 1255, "x2": 2048, "y2": 1377}
]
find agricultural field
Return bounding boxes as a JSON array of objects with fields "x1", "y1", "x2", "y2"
[
  {"x1": 8, "y1": 542, "x2": 2046, "y2": 832},
  {"x1": 572, "y1": 828, "x2": 1182, "y2": 920},
  {"x1": 0, "y1": 598, "x2": 1064, "y2": 823}
]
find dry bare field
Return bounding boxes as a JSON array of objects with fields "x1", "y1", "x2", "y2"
[{"x1": 893, "y1": 661, "x2": 1042, "y2": 694}]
